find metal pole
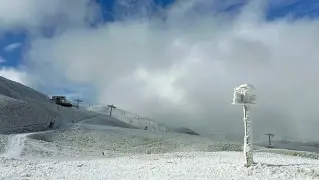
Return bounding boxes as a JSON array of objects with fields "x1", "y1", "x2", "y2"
[
  {"x1": 77, "y1": 96, "x2": 79, "y2": 109},
  {"x1": 268, "y1": 135, "x2": 271, "y2": 146},
  {"x1": 109, "y1": 107, "x2": 113, "y2": 116},
  {"x1": 243, "y1": 105, "x2": 254, "y2": 167}
]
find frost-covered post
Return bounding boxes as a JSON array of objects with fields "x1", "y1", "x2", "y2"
[{"x1": 232, "y1": 84, "x2": 256, "y2": 167}]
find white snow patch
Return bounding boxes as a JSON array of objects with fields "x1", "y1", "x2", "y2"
[
  {"x1": 0, "y1": 152, "x2": 319, "y2": 180},
  {"x1": 1, "y1": 134, "x2": 27, "y2": 159}
]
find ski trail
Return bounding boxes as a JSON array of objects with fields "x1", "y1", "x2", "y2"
[{"x1": 1, "y1": 134, "x2": 27, "y2": 159}]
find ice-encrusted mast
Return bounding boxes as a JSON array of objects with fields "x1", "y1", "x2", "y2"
[{"x1": 232, "y1": 84, "x2": 256, "y2": 167}]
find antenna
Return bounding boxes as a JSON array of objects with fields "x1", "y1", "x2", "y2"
[{"x1": 232, "y1": 84, "x2": 256, "y2": 167}]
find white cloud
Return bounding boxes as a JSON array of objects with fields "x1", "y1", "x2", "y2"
[
  {"x1": 0, "y1": 56, "x2": 6, "y2": 63},
  {"x1": 0, "y1": 67, "x2": 29, "y2": 85},
  {"x1": 20, "y1": 0, "x2": 319, "y2": 140},
  {"x1": 3, "y1": 43, "x2": 21, "y2": 52},
  {"x1": 0, "y1": 0, "x2": 99, "y2": 32}
]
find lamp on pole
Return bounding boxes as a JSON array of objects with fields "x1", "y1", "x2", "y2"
[{"x1": 232, "y1": 84, "x2": 256, "y2": 167}]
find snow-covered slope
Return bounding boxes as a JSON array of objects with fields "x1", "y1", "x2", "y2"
[
  {"x1": 0, "y1": 76, "x2": 135, "y2": 133},
  {"x1": 87, "y1": 105, "x2": 167, "y2": 131},
  {"x1": 0, "y1": 95, "x2": 58, "y2": 133},
  {"x1": 87, "y1": 105, "x2": 201, "y2": 135},
  {"x1": 22, "y1": 124, "x2": 242, "y2": 159},
  {"x1": 0, "y1": 76, "x2": 49, "y2": 103}
]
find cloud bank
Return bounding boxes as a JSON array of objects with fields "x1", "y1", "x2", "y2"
[
  {"x1": 0, "y1": 0, "x2": 99, "y2": 33},
  {"x1": 0, "y1": 67, "x2": 29, "y2": 85},
  {"x1": 3, "y1": 0, "x2": 319, "y2": 140}
]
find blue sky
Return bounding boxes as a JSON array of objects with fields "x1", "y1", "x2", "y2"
[
  {"x1": 0, "y1": 31, "x2": 27, "y2": 67},
  {"x1": 0, "y1": 0, "x2": 187, "y2": 100},
  {"x1": 1, "y1": 0, "x2": 318, "y2": 69},
  {"x1": 0, "y1": 0, "x2": 176, "y2": 67},
  {"x1": 0, "y1": 0, "x2": 317, "y2": 68},
  {"x1": 0, "y1": 0, "x2": 302, "y2": 100}
]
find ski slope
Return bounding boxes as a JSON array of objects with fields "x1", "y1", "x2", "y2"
[
  {"x1": 87, "y1": 105, "x2": 200, "y2": 135},
  {"x1": 87, "y1": 105, "x2": 169, "y2": 131},
  {"x1": 0, "y1": 76, "x2": 319, "y2": 180}
]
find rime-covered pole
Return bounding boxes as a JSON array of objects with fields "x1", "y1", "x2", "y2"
[
  {"x1": 243, "y1": 105, "x2": 253, "y2": 166},
  {"x1": 232, "y1": 84, "x2": 256, "y2": 167}
]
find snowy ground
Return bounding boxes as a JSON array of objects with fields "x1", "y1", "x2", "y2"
[
  {"x1": 1, "y1": 76, "x2": 319, "y2": 179},
  {"x1": 0, "y1": 120, "x2": 243, "y2": 159},
  {"x1": 1, "y1": 151, "x2": 319, "y2": 180},
  {"x1": 1, "y1": 122, "x2": 319, "y2": 180}
]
